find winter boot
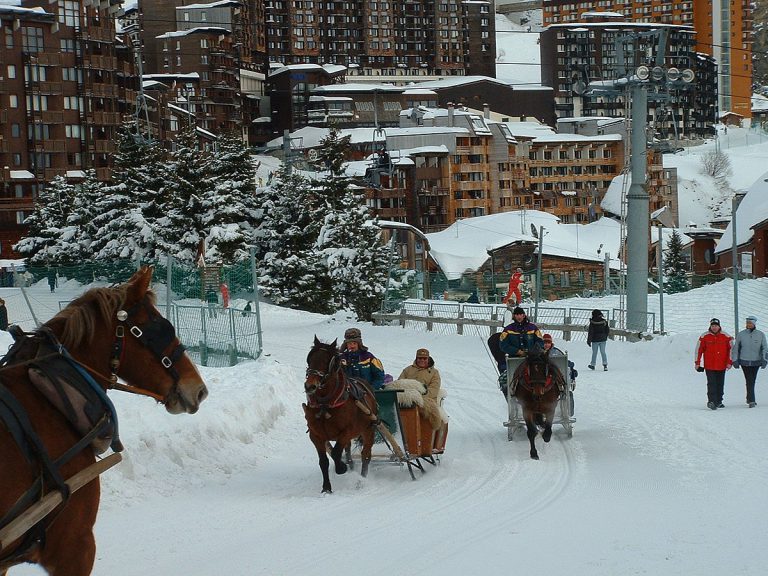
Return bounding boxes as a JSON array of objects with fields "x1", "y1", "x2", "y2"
[
  {"x1": 707, "y1": 402, "x2": 717, "y2": 410},
  {"x1": 749, "y1": 402, "x2": 757, "y2": 408},
  {"x1": 603, "y1": 365, "x2": 608, "y2": 371},
  {"x1": 588, "y1": 365, "x2": 595, "y2": 370}
]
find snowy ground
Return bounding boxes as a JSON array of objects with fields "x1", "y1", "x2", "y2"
[{"x1": 8, "y1": 277, "x2": 768, "y2": 576}]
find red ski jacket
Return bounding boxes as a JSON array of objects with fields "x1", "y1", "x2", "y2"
[{"x1": 695, "y1": 330, "x2": 733, "y2": 371}]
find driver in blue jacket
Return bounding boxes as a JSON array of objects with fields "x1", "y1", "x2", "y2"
[
  {"x1": 339, "y1": 328, "x2": 385, "y2": 390},
  {"x1": 499, "y1": 307, "x2": 543, "y2": 358}
]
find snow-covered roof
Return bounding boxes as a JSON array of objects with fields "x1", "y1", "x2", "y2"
[
  {"x1": 425, "y1": 210, "x2": 622, "y2": 279},
  {"x1": 533, "y1": 133, "x2": 622, "y2": 143},
  {"x1": 313, "y1": 83, "x2": 403, "y2": 93},
  {"x1": 402, "y1": 89, "x2": 438, "y2": 96},
  {"x1": 156, "y1": 27, "x2": 230, "y2": 39},
  {"x1": 66, "y1": 170, "x2": 86, "y2": 178},
  {"x1": 177, "y1": 0, "x2": 240, "y2": 9},
  {"x1": 581, "y1": 11, "x2": 624, "y2": 18},
  {"x1": 144, "y1": 73, "x2": 200, "y2": 81},
  {"x1": 412, "y1": 75, "x2": 513, "y2": 89},
  {"x1": 264, "y1": 126, "x2": 470, "y2": 150},
  {"x1": 546, "y1": 21, "x2": 694, "y2": 31},
  {"x1": 10, "y1": 170, "x2": 35, "y2": 179},
  {"x1": 168, "y1": 103, "x2": 194, "y2": 116},
  {"x1": 751, "y1": 94, "x2": 768, "y2": 113},
  {"x1": 715, "y1": 171, "x2": 768, "y2": 254},
  {"x1": 501, "y1": 121, "x2": 557, "y2": 139},
  {"x1": 269, "y1": 63, "x2": 347, "y2": 77}
]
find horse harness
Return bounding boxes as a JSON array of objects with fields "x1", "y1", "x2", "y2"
[
  {"x1": 304, "y1": 348, "x2": 374, "y2": 420},
  {"x1": 512, "y1": 359, "x2": 565, "y2": 399},
  {"x1": 0, "y1": 295, "x2": 185, "y2": 566}
]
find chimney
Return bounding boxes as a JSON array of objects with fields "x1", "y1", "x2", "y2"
[
  {"x1": 483, "y1": 103, "x2": 490, "y2": 119},
  {"x1": 447, "y1": 102, "x2": 454, "y2": 127}
]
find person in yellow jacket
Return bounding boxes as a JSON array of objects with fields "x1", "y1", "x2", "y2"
[{"x1": 398, "y1": 348, "x2": 443, "y2": 429}]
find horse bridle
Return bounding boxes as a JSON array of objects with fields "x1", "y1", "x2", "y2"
[
  {"x1": 109, "y1": 295, "x2": 186, "y2": 403},
  {"x1": 305, "y1": 347, "x2": 340, "y2": 395}
]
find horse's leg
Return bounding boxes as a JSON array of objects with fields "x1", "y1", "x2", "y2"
[
  {"x1": 329, "y1": 441, "x2": 348, "y2": 475},
  {"x1": 524, "y1": 410, "x2": 539, "y2": 460},
  {"x1": 40, "y1": 483, "x2": 99, "y2": 576},
  {"x1": 542, "y1": 404, "x2": 557, "y2": 442},
  {"x1": 359, "y1": 425, "x2": 376, "y2": 478},
  {"x1": 344, "y1": 442, "x2": 354, "y2": 470},
  {"x1": 311, "y1": 434, "x2": 333, "y2": 493}
]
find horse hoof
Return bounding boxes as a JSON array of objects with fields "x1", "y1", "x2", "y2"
[
  {"x1": 530, "y1": 452, "x2": 539, "y2": 460},
  {"x1": 322, "y1": 487, "x2": 333, "y2": 494},
  {"x1": 543, "y1": 431, "x2": 552, "y2": 442},
  {"x1": 335, "y1": 462, "x2": 348, "y2": 475}
]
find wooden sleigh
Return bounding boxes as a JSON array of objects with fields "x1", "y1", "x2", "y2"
[{"x1": 361, "y1": 380, "x2": 448, "y2": 479}]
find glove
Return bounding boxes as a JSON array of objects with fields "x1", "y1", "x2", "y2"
[
  {"x1": 695, "y1": 365, "x2": 704, "y2": 373},
  {"x1": 732, "y1": 361, "x2": 739, "y2": 369},
  {"x1": 516, "y1": 349, "x2": 526, "y2": 357}
]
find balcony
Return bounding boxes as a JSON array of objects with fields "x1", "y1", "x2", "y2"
[
  {"x1": 88, "y1": 85, "x2": 117, "y2": 98},
  {"x1": 90, "y1": 111, "x2": 123, "y2": 125},
  {"x1": 38, "y1": 81, "x2": 65, "y2": 94},
  {"x1": 92, "y1": 140, "x2": 116, "y2": 153},
  {"x1": 36, "y1": 53, "x2": 62, "y2": 66},
  {"x1": 86, "y1": 55, "x2": 117, "y2": 70},
  {"x1": 40, "y1": 111, "x2": 64, "y2": 123}
]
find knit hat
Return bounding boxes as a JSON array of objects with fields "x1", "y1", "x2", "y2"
[
  {"x1": 416, "y1": 348, "x2": 430, "y2": 359},
  {"x1": 592, "y1": 309, "x2": 603, "y2": 318},
  {"x1": 746, "y1": 315, "x2": 758, "y2": 324},
  {"x1": 512, "y1": 306, "x2": 525, "y2": 315},
  {"x1": 709, "y1": 318, "x2": 720, "y2": 326},
  {"x1": 542, "y1": 334, "x2": 553, "y2": 343},
  {"x1": 342, "y1": 327, "x2": 367, "y2": 351}
]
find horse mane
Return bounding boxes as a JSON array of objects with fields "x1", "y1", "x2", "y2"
[{"x1": 44, "y1": 285, "x2": 155, "y2": 350}]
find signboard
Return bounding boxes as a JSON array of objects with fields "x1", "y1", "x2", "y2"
[{"x1": 741, "y1": 253, "x2": 753, "y2": 274}]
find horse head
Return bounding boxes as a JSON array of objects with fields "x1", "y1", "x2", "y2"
[
  {"x1": 49, "y1": 266, "x2": 208, "y2": 415},
  {"x1": 525, "y1": 346, "x2": 551, "y2": 397},
  {"x1": 305, "y1": 336, "x2": 340, "y2": 395}
]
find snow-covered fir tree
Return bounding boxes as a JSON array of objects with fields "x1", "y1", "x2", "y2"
[
  {"x1": 200, "y1": 133, "x2": 259, "y2": 263},
  {"x1": 58, "y1": 169, "x2": 102, "y2": 262},
  {"x1": 312, "y1": 130, "x2": 389, "y2": 320},
  {"x1": 14, "y1": 175, "x2": 75, "y2": 264},
  {"x1": 257, "y1": 166, "x2": 334, "y2": 313},
  {"x1": 91, "y1": 128, "x2": 166, "y2": 260},
  {"x1": 155, "y1": 124, "x2": 208, "y2": 263},
  {"x1": 663, "y1": 229, "x2": 690, "y2": 293}
]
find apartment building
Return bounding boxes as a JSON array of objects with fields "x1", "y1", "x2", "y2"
[
  {"x1": 258, "y1": 0, "x2": 496, "y2": 80},
  {"x1": 540, "y1": 13, "x2": 718, "y2": 138},
  {"x1": 542, "y1": 0, "x2": 753, "y2": 118},
  {"x1": 0, "y1": 1, "x2": 129, "y2": 257}
]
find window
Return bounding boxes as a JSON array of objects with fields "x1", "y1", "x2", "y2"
[
  {"x1": 58, "y1": 0, "x2": 80, "y2": 27},
  {"x1": 65, "y1": 124, "x2": 83, "y2": 138},
  {"x1": 4, "y1": 25, "x2": 13, "y2": 49},
  {"x1": 11, "y1": 124, "x2": 20, "y2": 137},
  {"x1": 9, "y1": 94, "x2": 18, "y2": 108},
  {"x1": 12, "y1": 153, "x2": 22, "y2": 166},
  {"x1": 21, "y1": 27, "x2": 44, "y2": 53},
  {"x1": 7, "y1": 65, "x2": 15, "y2": 79}
]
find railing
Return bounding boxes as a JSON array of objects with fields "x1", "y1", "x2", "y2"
[{"x1": 372, "y1": 301, "x2": 656, "y2": 342}]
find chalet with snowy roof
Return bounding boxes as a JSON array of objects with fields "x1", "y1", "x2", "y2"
[
  {"x1": 715, "y1": 173, "x2": 768, "y2": 278},
  {"x1": 424, "y1": 210, "x2": 622, "y2": 301},
  {"x1": 411, "y1": 76, "x2": 556, "y2": 127}
]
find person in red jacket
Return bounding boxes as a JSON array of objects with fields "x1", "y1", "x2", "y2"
[
  {"x1": 502, "y1": 268, "x2": 524, "y2": 305},
  {"x1": 695, "y1": 318, "x2": 733, "y2": 410}
]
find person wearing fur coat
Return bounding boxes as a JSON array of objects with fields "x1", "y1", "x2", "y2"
[{"x1": 398, "y1": 348, "x2": 443, "y2": 428}]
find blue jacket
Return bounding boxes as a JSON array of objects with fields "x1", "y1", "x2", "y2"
[
  {"x1": 340, "y1": 350, "x2": 386, "y2": 389},
  {"x1": 499, "y1": 319, "x2": 543, "y2": 357}
]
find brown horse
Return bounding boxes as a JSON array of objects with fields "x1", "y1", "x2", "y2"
[
  {"x1": 303, "y1": 337, "x2": 378, "y2": 493},
  {"x1": 512, "y1": 348, "x2": 565, "y2": 460},
  {"x1": 0, "y1": 267, "x2": 208, "y2": 575}
]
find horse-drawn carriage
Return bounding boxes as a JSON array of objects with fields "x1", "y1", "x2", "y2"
[
  {"x1": 504, "y1": 352, "x2": 575, "y2": 443},
  {"x1": 367, "y1": 381, "x2": 448, "y2": 479},
  {"x1": 303, "y1": 339, "x2": 448, "y2": 491}
]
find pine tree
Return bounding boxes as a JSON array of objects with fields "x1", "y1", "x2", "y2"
[
  {"x1": 92, "y1": 127, "x2": 166, "y2": 260},
  {"x1": 155, "y1": 125, "x2": 209, "y2": 263},
  {"x1": 14, "y1": 175, "x2": 75, "y2": 265},
  {"x1": 663, "y1": 229, "x2": 690, "y2": 294},
  {"x1": 312, "y1": 130, "x2": 390, "y2": 320},
  {"x1": 59, "y1": 169, "x2": 102, "y2": 263},
  {"x1": 257, "y1": 167, "x2": 334, "y2": 313},
  {"x1": 200, "y1": 133, "x2": 259, "y2": 263}
]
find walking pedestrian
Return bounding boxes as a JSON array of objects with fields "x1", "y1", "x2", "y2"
[
  {"x1": 732, "y1": 315, "x2": 768, "y2": 408},
  {"x1": 587, "y1": 309, "x2": 610, "y2": 370},
  {"x1": 695, "y1": 318, "x2": 732, "y2": 410}
]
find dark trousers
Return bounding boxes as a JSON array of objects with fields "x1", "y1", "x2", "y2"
[
  {"x1": 705, "y1": 369, "x2": 725, "y2": 404},
  {"x1": 742, "y1": 366, "x2": 759, "y2": 403}
]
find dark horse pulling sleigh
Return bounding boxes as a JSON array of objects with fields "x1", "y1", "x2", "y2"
[
  {"x1": 303, "y1": 337, "x2": 422, "y2": 492},
  {"x1": 488, "y1": 333, "x2": 574, "y2": 460},
  {"x1": 0, "y1": 267, "x2": 208, "y2": 576}
]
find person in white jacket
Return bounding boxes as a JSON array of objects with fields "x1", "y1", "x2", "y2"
[{"x1": 732, "y1": 315, "x2": 768, "y2": 408}]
